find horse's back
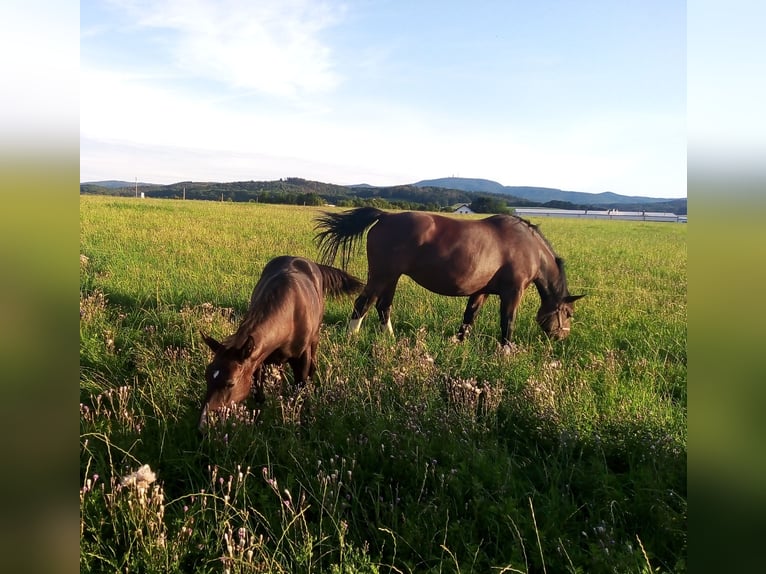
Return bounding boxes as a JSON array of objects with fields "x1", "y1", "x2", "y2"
[
  {"x1": 367, "y1": 211, "x2": 471, "y2": 249},
  {"x1": 363, "y1": 211, "x2": 543, "y2": 295},
  {"x1": 249, "y1": 256, "x2": 324, "y2": 321},
  {"x1": 367, "y1": 211, "x2": 530, "y2": 257},
  {"x1": 371, "y1": 211, "x2": 526, "y2": 238},
  {"x1": 260, "y1": 255, "x2": 319, "y2": 278}
]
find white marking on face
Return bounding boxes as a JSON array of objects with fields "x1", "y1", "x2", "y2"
[{"x1": 213, "y1": 369, "x2": 220, "y2": 380}]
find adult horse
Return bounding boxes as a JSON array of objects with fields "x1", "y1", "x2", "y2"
[
  {"x1": 314, "y1": 207, "x2": 583, "y2": 347},
  {"x1": 198, "y1": 255, "x2": 364, "y2": 430}
]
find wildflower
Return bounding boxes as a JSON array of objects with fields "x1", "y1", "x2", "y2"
[{"x1": 120, "y1": 464, "x2": 157, "y2": 489}]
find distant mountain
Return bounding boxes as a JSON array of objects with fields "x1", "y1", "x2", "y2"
[
  {"x1": 80, "y1": 176, "x2": 686, "y2": 214},
  {"x1": 415, "y1": 178, "x2": 508, "y2": 195},
  {"x1": 414, "y1": 177, "x2": 683, "y2": 206}
]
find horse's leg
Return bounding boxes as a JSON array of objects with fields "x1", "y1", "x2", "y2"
[
  {"x1": 457, "y1": 293, "x2": 488, "y2": 341},
  {"x1": 348, "y1": 289, "x2": 378, "y2": 333},
  {"x1": 307, "y1": 340, "x2": 319, "y2": 381},
  {"x1": 374, "y1": 279, "x2": 400, "y2": 335},
  {"x1": 499, "y1": 288, "x2": 524, "y2": 350},
  {"x1": 288, "y1": 353, "x2": 312, "y2": 389}
]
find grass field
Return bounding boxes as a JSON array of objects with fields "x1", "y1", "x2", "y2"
[{"x1": 79, "y1": 195, "x2": 687, "y2": 573}]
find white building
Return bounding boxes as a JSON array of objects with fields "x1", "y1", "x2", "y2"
[{"x1": 452, "y1": 204, "x2": 475, "y2": 215}]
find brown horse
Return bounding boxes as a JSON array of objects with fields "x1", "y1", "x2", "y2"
[
  {"x1": 314, "y1": 207, "x2": 583, "y2": 347},
  {"x1": 198, "y1": 255, "x2": 363, "y2": 429}
]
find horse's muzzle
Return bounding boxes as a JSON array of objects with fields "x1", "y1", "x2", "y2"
[
  {"x1": 198, "y1": 404, "x2": 209, "y2": 433},
  {"x1": 548, "y1": 326, "x2": 571, "y2": 340}
]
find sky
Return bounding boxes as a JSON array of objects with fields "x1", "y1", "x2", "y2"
[{"x1": 80, "y1": 0, "x2": 687, "y2": 198}]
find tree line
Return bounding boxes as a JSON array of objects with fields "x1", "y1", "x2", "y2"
[
  {"x1": 80, "y1": 177, "x2": 686, "y2": 214},
  {"x1": 80, "y1": 178, "x2": 529, "y2": 213}
]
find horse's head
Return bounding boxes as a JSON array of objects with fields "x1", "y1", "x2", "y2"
[
  {"x1": 198, "y1": 332, "x2": 256, "y2": 431},
  {"x1": 536, "y1": 294, "x2": 584, "y2": 340}
]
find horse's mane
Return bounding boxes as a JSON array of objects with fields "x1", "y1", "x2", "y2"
[
  {"x1": 225, "y1": 273, "x2": 294, "y2": 349},
  {"x1": 511, "y1": 214, "x2": 554, "y2": 253},
  {"x1": 510, "y1": 214, "x2": 569, "y2": 299},
  {"x1": 222, "y1": 261, "x2": 363, "y2": 351},
  {"x1": 551, "y1": 256, "x2": 569, "y2": 299}
]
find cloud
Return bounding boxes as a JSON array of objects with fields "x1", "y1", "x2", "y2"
[
  {"x1": 81, "y1": 2, "x2": 686, "y2": 197},
  {"x1": 105, "y1": 0, "x2": 344, "y2": 97}
]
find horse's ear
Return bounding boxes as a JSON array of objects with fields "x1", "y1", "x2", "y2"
[
  {"x1": 201, "y1": 331, "x2": 222, "y2": 353},
  {"x1": 565, "y1": 294, "x2": 585, "y2": 304},
  {"x1": 239, "y1": 336, "x2": 255, "y2": 361}
]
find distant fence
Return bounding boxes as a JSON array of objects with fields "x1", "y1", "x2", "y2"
[{"x1": 514, "y1": 208, "x2": 687, "y2": 223}]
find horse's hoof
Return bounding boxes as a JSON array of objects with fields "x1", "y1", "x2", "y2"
[{"x1": 499, "y1": 342, "x2": 519, "y2": 356}]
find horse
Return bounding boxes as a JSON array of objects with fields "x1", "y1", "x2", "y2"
[
  {"x1": 314, "y1": 207, "x2": 583, "y2": 348},
  {"x1": 198, "y1": 255, "x2": 364, "y2": 430}
]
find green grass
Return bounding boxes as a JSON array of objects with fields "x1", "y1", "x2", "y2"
[{"x1": 80, "y1": 195, "x2": 686, "y2": 573}]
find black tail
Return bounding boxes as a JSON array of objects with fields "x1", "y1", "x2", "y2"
[
  {"x1": 317, "y1": 264, "x2": 365, "y2": 297},
  {"x1": 314, "y1": 207, "x2": 386, "y2": 269}
]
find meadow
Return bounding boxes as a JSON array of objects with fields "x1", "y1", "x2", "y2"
[{"x1": 79, "y1": 195, "x2": 686, "y2": 573}]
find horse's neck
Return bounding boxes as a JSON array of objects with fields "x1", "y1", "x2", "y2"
[
  {"x1": 237, "y1": 336, "x2": 276, "y2": 373},
  {"x1": 533, "y1": 277, "x2": 554, "y2": 304},
  {"x1": 533, "y1": 255, "x2": 565, "y2": 303},
  {"x1": 232, "y1": 319, "x2": 280, "y2": 358}
]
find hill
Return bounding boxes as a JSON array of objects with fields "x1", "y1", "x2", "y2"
[
  {"x1": 372, "y1": 177, "x2": 685, "y2": 213},
  {"x1": 415, "y1": 177, "x2": 684, "y2": 207},
  {"x1": 81, "y1": 176, "x2": 686, "y2": 214},
  {"x1": 80, "y1": 178, "x2": 480, "y2": 211}
]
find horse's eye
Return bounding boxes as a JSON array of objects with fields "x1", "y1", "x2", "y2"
[
  {"x1": 209, "y1": 368, "x2": 232, "y2": 387},
  {"x1": 215, "y1": 375, "x2": 233, "y2": 388}
]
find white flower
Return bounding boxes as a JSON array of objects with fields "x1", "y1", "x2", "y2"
[{"x1": 120, "y1": 464, "x2": 157, "y2": 489}]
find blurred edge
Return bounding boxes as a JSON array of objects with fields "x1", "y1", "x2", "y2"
[
  {"x1": 0, "y1": 0, "x2": 763, "y2": 573},
  {"x1": 0, "y1": 154, "x2": 79, "y2": 574},
  {"x1": 689, "y1": 2, "x2": 766, "y2": 570},
  {"x1": 0, "y1": 1, "x2": 80, "y2": 574},
  {"x1": 688, "y1": 167, "x2": 766, "y2": 573}
]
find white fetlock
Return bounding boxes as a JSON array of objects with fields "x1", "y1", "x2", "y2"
[{"x1": 348, "y1": 317, "x2": 363, "y2": 333}]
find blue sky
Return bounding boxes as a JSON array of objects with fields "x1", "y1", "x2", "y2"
[{"x1": 80, "y1": 0, "x2": 687, "y2": 198}]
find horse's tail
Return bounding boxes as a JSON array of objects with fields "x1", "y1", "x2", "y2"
[
  {"x1": 314, "y1": 207, "x2": 386, "y2": 269},
  {"x1": 316, "y1": 263, "x2": 365, "y2": 297}
]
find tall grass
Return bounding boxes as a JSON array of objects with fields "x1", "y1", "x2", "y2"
[{"x1": 80, "y1": 196, "x2": 686, "y2": 573}]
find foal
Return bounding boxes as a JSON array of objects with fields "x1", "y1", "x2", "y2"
[{"x1": 198, "y1": 255, "x2": 363, "y2": 429}]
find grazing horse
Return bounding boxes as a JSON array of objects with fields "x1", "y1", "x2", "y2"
[
  {"x1": 198, "y1": 255, "x2": 364, "y2": 430},
  {"x1": 314, "y1": 207, "x2": 583, "y2": 347}
]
